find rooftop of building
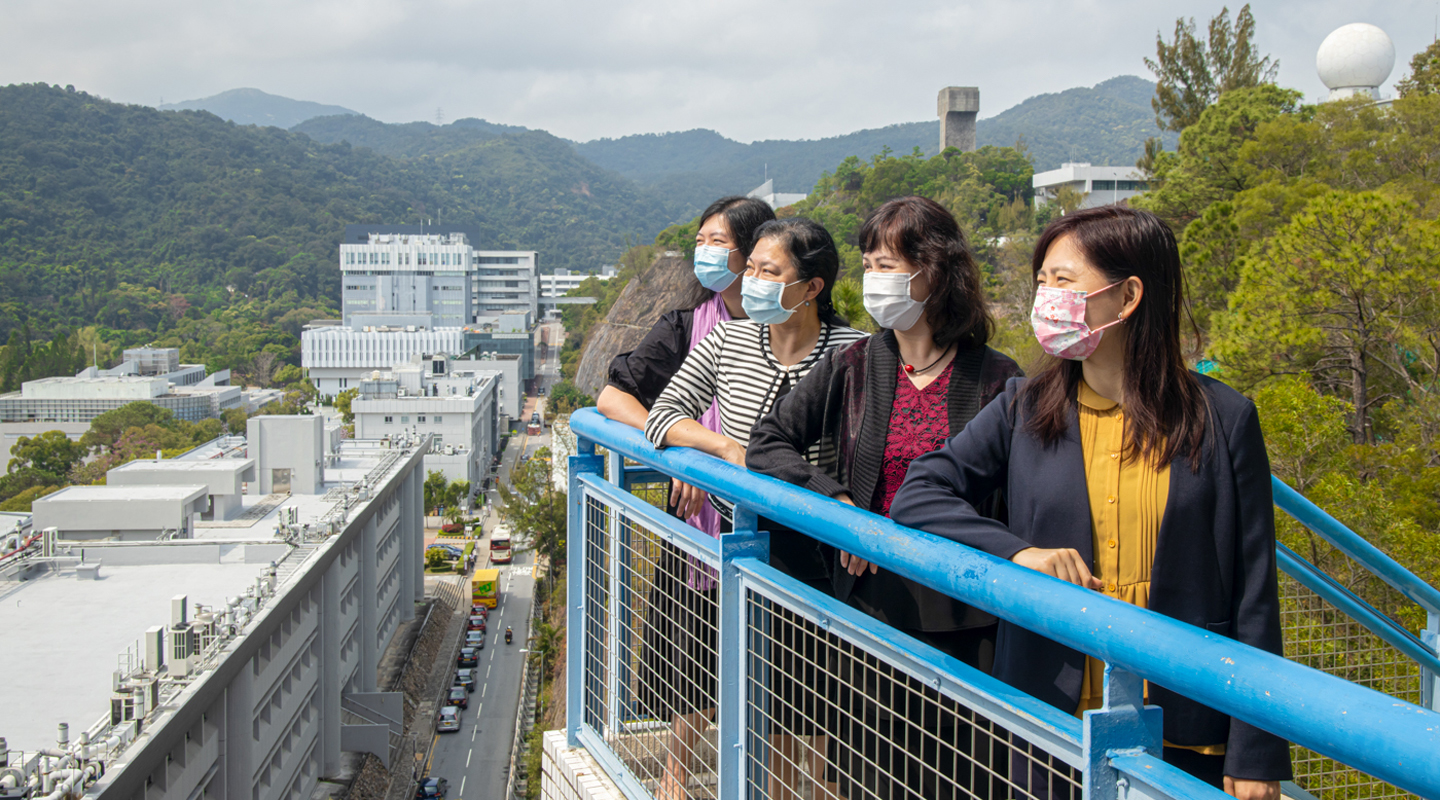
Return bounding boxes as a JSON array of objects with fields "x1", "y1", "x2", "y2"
[
  {"x1": 37, "y1": 484, "x2": 209, "y2": 503},
  {"x1": 108, "y1": 458, "x2": 254, "y2": 476},
  {"x1": 0, "y1": 436, "x2": 420, "y2": 754},
  {"x1": 1032, "y1": 162, "x2": 1147, "y2": 185}
]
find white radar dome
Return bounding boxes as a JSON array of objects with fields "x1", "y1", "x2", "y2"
[{"x1": 1316, "y1": 23, "x2": 1395, "y2": 100}]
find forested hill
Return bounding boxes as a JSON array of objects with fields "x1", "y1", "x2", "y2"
[
  {"x1": 576, "y1": 76, "x2": 1179, "y2": 218},
  {"x1": 159, "y1": 88, "x2": 360, "y2": 129},
  {"x1": 293, "y1": 114, "x2": 532, "y2": 157},
  {"x1": 0, "y1": 83, "x2": 674, "y2": 335}
]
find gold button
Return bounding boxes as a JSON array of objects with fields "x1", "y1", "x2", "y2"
[
  {"x1": 1106, "y1": 496, "x2": 1116, "y2": 504},
  {"x1": 1108, "y1": 539, "x2": 1117, "y2": 548},
  {"x1": 1107, "y1": 582, "x2": 1117, "y2": 592},
  {"x1": 1110, "y1": 452, "x2": 1119, "y2": 459}
]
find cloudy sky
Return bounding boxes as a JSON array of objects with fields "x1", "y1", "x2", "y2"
[{"x1": 0, "y1": 0, "x2": 1431, "y2": 142}]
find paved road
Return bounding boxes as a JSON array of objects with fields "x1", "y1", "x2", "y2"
[{"x1": 424, "y1": 554, "x2": 536, "y2": 800}]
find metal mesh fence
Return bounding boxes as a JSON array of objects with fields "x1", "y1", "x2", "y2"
[
  {"x1": 1279, "y1": 565, "x2": 1420, "y2": 800},
  {"x1": 581, "y1": 487, "x2": 723, "y2": 799},
  {"x1": 743, "y1": 589, "x2": 1081, "y2": 800}
]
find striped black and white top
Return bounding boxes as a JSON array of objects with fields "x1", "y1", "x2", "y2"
[{"x1": 645, "y1": 320, "x2": 867, "y2": 504}]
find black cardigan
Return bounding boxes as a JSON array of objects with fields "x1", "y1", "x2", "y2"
[
  {"x1": 606, "y1": 309, "x2": 696, "y2": 410},
  {"x1": 747, "y1": 331, "x2": 1022, "y2": 629},
  {"x1": 889, "y1": 375, "x2": 1292, "y2": 781}
]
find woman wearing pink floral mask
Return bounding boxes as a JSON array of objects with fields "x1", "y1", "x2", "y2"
[{"x1": 890, "y1": 206, "x2": 1290, "y2": 798}]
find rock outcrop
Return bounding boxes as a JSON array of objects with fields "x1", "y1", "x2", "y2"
[{"x1": 573, "y1": 254, "x2": 709, "y2": 398}]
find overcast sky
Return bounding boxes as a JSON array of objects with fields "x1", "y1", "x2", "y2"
[{"x1": 0, "y1": 0, "x2": 1433, "y2": 142}]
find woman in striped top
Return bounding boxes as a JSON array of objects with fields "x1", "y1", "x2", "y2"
[
  {"x1": 645, "y1": 216, "x2": 865, "y2": 546},
  {"x1": 645, "y1": 217, "x2": 863, "y2": 800}
]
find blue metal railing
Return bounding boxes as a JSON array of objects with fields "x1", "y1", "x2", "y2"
[{"x1": 564, "y1": 408, "x2": 1440, "y2": 798}]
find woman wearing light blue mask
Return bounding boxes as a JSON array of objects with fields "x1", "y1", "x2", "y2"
[{"x1": 646, "y1": 217, "x2": 864, "y2": 799}]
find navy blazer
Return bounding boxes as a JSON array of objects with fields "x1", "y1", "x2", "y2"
[{"x1": 889, "y1": 375, "x2": 1291, "y2": 781}]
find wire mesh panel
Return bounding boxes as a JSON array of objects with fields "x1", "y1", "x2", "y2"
[
  {"x1": 580, "y1": 481, "x2": 722, "y2": 799},
  {"x1": 1280, "y1": 568, "x2": 1419, "y2": 800},
  {"x1": 743, "y1": 589, "x2": 1082, "y2": 800},
  {"x1": 582, "y1": 493, "x2": 612, "y2": 735}
]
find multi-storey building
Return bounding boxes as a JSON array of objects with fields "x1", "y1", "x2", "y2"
[
  {"x1": 0, "y1": 415, "x2": 429, "y2": 800},
  {"x1": 338, "y1": 226, "x2": 538, "y2": 326}
]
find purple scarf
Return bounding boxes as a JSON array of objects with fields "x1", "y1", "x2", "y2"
[{"x1": 685, "y1": 293, "x2": 731, "y2": 588}]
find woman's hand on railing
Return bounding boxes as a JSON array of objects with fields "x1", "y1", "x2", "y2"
[
  {"x1": 1011, "y1": 547, "x2": 1103, "y2": 590},
  {"x1": 833, "y1": 494, "x2": 880, "y2": 576},
  {"x1": 1225, "y1": 777, "x2": 1280, "y2": 800}
]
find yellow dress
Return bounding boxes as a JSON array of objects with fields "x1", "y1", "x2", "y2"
[{"x1": 1073, "y1": 381, "x2": 1223, "y2": 756}]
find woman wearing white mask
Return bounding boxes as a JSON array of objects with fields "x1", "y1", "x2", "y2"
[{"x1": 746, "y1": 196, "x2": 1022, "y2": 799}]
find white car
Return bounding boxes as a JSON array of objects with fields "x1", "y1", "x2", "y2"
[{"x1": 437, "y1": 706, "x2": 461, "y2": 733}]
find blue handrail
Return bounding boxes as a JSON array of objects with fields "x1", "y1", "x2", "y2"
[
  {"x1": 1272, "y1": 476, "x2": 1440, "y2": 616},
  {"x1": 1275, "y1": 542, "x2": 1440, "y2": 675},
  {"x1": 569, "y1": 408, "x2": 1440, "y2": 796}
]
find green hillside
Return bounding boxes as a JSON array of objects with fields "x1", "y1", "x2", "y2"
[
  {"x1": 0, "y1": 83, "x2": 673, "y2": 337},
  {"x1": 159, "y1": 87, "x2": 360, "y2": 129},
  {"x1": 293, "y1": 114, "x2": 530, "y2": 157}
]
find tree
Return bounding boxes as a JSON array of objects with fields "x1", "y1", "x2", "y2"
[
  {"x1": 1145, "y1": 4, "x2": 1279, "y2": 132},
  {"x1": 545, "y1": 381, "x2": 594, "y2": 417},
  {"x1": 80, "y1": 402, "x2": 176, "y2": 453},
  {"x1": 334, "y1": 387, "x2": 359, "y2": 425},
  {"x1": 1132, "y1": 85, "x2": 1301, "y2": 230},
  {"x1": 223, "y1": 407, "x2": 249, "y2": 435},
  {"x1": 423, "y1": 470, "x2": 448, "y2": 514},
  {"x1": 498, "y1": 447, "x2": 567, "y2": 565},
  {"x1": 1397, "y1": 39, "x2": 1440, "y2": 98},
  {"x1": 248, "y1": 351, "x2": 278, "y2": 388},
  {"x1": 8, "y1": 430, "x2": 87, "y2": 476},
  {"x1": 1210, "y1": 191, "x2": 1440, "y2": 443},
  {"x1": 0, "y1": 484, "x2": 61, "y2": 512},
  {"x1": 830, "y1": 278, "x2": 874, "y2": 333}
]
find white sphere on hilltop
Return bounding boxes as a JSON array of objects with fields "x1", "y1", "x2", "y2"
[{"x1": 1317, "y1": 23, "x2": 1395, "y2": 98}]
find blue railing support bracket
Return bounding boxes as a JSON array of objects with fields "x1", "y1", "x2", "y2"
[
  {"x1": 1085, "y1": 665, "x2": 1165, "y2": 800},
  {"x1": 567, "y1": 448, "x2": 604, "y2": 748},
  {"x1": 717, "y1": 520, "x2": 768, "y2": 800},
  {"x1": 1425, "y1": 611, "x2": 1440, "y2": 711}
]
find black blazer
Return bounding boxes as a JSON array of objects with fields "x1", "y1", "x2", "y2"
[{"x1": 889, "y1": 375, "x2": 1292, "y2": 781}]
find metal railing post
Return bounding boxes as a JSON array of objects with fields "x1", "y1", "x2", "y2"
[
  {"x1": 606, "y1": 447, "x2": 624, "y2": 488},
  {"x1": 1425, "y1": 611, "x2": 1440, "y2": 711},
  {"x1": 718, "y1": 507, "x2": 768, "y2": 800},
  {"x1": 1083, "y1": 664, "x2": 1162, "y2": 800},
  {"x1": 567, "y1": 438, "x2": 603, "y2": 748},
  {"x1": 604, "y1": 498, "x2": 622, "y2": 737}
]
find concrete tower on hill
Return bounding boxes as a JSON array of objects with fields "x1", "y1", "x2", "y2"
[{"x1": 938, "y1": 86, "x2": 979, "y2": 152}]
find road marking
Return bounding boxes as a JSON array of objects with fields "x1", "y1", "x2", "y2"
[
  {"x1": 487, "y1": 664, "x2": 492, "y2": 678},
  {"x1": 459, "y1": 776, "x2": 466, "y2": 796},
  {"x1": 466, "y1": 749, "x2": 472, "y2": 768},
  {"x1": 471, "y1": 726, "x2": 477, "y2": 742}
]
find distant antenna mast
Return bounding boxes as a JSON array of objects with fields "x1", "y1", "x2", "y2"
[{"x1": 436, "y1": 107, "x2": 444, "y2": 125}]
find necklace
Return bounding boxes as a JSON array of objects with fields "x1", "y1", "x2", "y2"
[{"x1": 903, "y1": 345, "x2": 953, "y2": 374}]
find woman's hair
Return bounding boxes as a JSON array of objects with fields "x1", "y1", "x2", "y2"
[
  {"x1": 858, "y1": 196, "x2": 992, "y2": 349},
  {"x1": 680, "y1": 196, "x2": 778, "y2": 310},
  {"x1": 698, "y1": 196, "x2": 776, "y2": 258},
  {"x1": 1021, "y1": 205, "x2": 1209, "y2": 469},
  {"x1": 752, "y1": 217, "x2": 848, "y2": 327}
]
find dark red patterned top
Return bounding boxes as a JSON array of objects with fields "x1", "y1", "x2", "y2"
[{"x1": 871, "y1": 360, "x2": 954, "y2": 517}]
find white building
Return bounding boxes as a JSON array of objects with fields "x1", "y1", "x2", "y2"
[
  {"x1": 351, "y1": 358, "x2": 501, "y2": 489},
  {"x1": 302, "y1": 327, "x2": 467, "y2": 398},
  {"x1": 1032, "y1": 163, "x2": 1151, "y2": 209},
  {"x1": 339, "y1": 229, "x2": 538, "y2": 327},
  {"x1": 0, "y1": 416, "x2": 430, "y2": 800},
  {"x1": 747, "y1": 179, "x2": 807, "y2": 210}
]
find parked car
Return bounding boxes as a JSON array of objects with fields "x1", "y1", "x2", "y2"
[
  {"x1": 453, "y1": 668, "x2": 475, "y2": 692},
  {"x1": 415, "y1": 778, "x2": 448, "y2": 800},
  {"x1": 465, "y1": 631, "x2": 485, "y2": 649},
  {"x1": 471, "y1": 604, "x2": 489, "y2": 618},
  {"x1": 467, "y1": 615, "x2": 486, "y2": 632},
  {"x1": 446, "y1": 686, "x2": 469, "y2": 710},
  {"x1": 457, "y1": 647, "x2": 478, "y2": 667},
  {"x1": 436, "y1": 706, "x2": 461, "y2": 733}
]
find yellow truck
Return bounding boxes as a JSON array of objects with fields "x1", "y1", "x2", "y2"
[{"x1": 471, "y1": 568, "x2": 500, "y2": 609}]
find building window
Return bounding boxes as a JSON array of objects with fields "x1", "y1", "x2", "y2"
[
  {"x1": 384, "y1": 416, "x2": 393, "y2": 424},
  {"x1": 477, "y1": 256, "x2": 521, "y2": 264},
  {"x1": 418, "y1": 415, "x2": 427, "y2": 423},
  {"x1": 400, "y1": 416, "x2": 409, "y2": 424},
  {"x1": 434, "y1": 435, "x2": 443, "y2": 447},
  {"x1": 1091, "y1": 180, "x2": 1116, "y2": 191},
  {"x1": 433, "y1": 415, "x2": 443, "y2": 423},
  {"x1": 339, "y1": 378, "x2": 348, "y2": 388}
]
